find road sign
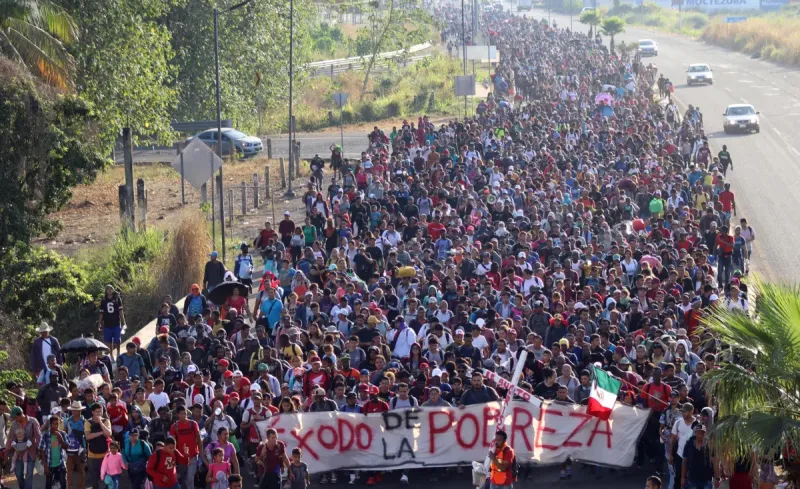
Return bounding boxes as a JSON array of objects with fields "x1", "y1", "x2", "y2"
[
  {"x1": 724, "y1": 16, "x2": 747, "y2": 22},
  {"x1": 454, "y1": 75, "x2": 476, "y2": 96},
  {"x1": 172, "y1": 138, "x2": 224, "y2": 189},
  {"x1": 333, "y1": 92, "x2": 349, "y2": 107}
]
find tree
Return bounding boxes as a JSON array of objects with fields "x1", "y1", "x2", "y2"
[
  {"x1": 600, "y1": 16, "x2": 625, "y2": 54},
  {"x1": 579, "y1": 10, "x2": 598, "y2": 37},
  {"x1": 703, "y1": 279, "x2": 800, "y2": 485},
  {"x1": 0, "y1": 0, "x2": 78, "y2": 89},
  {"x1": 0, "y1": 56, "x2": 107, "y2": 247},
  {"x1": 60, "y1": 0, "x2": 176, "y2": 147}
]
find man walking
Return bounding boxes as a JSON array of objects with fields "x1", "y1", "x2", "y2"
[{"x1": 5, "y1": 407, "x2": 41, "y2": 489}]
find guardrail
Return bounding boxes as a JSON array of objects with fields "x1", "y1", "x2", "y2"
[{"x1": 307, "y1": 53, "x2": 433, "y2": 77}]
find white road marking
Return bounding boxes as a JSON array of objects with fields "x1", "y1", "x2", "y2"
[
  {"x1": 724, "y1": 87, "x2": 732, "y2": 93},
  {"x1": 741, "y1": 98, "x2": 749, "y2": 104},
  {"x1": 792, "y1": 147, "x2": 800, "y2": 156},
  {"x1": 774, "y1": 128, "x2": 783, "y2": 136},
  {"x1": 739, "y1": 80, "x2": 755, "y2": 83}
]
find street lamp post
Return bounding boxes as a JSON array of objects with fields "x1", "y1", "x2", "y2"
[
  {"x1": 214, "y1": 0, "x2": 251, "y2": 263},
  {"x1": 461, "y1": 0, "x2": 467, "y2": 117},
  {"x1": 286, "y1": 0, "x2": 296, "y2": 198}
]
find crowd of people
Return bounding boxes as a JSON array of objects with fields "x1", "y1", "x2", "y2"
[{"x1": 3, "y1": 4, "x2": 770, "y2": 489}]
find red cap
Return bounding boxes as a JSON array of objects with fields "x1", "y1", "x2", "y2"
[
  {"x1": 224, "y1": 370, "x2": 234, "y2": 378},
  {"x1": 159, "y1": 326, "x2": 169, "y2": 334},
  {"x1": 228, "y1": 392, "x2": 240, "y2": 400},
  {"x1": 131, "y1": 337, "x2": 141, "y2": 346},
  {"x1": 218, "y1": 359, "x2": 229, "y2": 367},
  {"x1": 309, "y1": 356, "x2": 321, "y2": 363},
  {"x1": 358, "y1": 383, "x2": 370, "y2": 392}
]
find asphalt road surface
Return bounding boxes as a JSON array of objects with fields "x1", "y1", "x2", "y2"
[
  {"x1": 521, "y1": 5, "x2": 799, "y2": 283},
  {"x1": 17, "y1": 461, "x2": 657, "y2": 489}
]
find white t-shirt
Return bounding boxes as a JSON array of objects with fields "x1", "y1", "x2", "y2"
[
  {"x1": 672, "y1": 417, "x2": 697, "y2": 458},
  {"x1": 472, "y1": 334, "x2": 489, "y2": 352},
  {"x1": 148, "y1": 391, "x2": 170, "y2": 412}
]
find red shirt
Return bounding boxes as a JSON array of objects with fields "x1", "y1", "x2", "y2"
[
  {"x1": 147, "y1": 448, "x2": 188, "y2": 488},
  {"x1": 641, "y1": 382, "x2": 672, "y2": 412},
  {"x1": 258, "y1": 440, "x2": 286, "y2": 473},
  {"x1": 169, "y1": 420, "x2": 201, "y2": 458},
  {"x1": 107, "y1": 403, "x2": 128, "y2": 431},
  {"x1": 362, "y1": 399, "x2": 390, "y2": 413},
  {"x1": 427, "y1": 222, "x2": 446, "y2": 241},
  {"x1": 718, "y1": 191, "x2": 735, "y2": 212},
  {"x1": 716, "y1": 234, "x2": 734, "y2": 254}
]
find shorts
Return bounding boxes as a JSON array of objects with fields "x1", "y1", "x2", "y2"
[{"x1": 103, "y1": 325, "x2": 121, "y2": 343}]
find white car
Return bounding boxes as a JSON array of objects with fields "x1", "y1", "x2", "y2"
[
  {"x1": 686, "y1": 63, "x2": 713, "y2": 85},
  {"x1": 638, "y1": 39, "x2": 658, "y2": 57},
  {"x1": 722, "y1": 104, "x2": 760, "y2": 133}
]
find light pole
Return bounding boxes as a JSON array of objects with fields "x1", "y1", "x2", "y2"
[
  {"x1": 214, "y1": 0, "x2": 251, "y2": 263},
  {"x1": 286, "y1": 0, "x2": 296, "y2": 198},
  {"x1": 461, "y1": 0, "x2": 467, "y2": 117}
]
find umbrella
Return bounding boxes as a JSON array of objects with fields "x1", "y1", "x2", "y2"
[
  {"x1": 61, "y1": 337, "x2": 109, "y2": 354},
  {"x1": 208, "y1": 281, "x2": 250, "y2": 305}
]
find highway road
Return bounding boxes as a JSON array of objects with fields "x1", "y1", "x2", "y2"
[{"x1": 520, "y1": 5, "x2": 799, "y2": 283}]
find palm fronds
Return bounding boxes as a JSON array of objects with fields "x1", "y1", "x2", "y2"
[
  {"x1": 0, "y1": 0, "x2": 77, "y2": 89},
  {"x1": 703, "y1": 276, "x2": 800, "y2": 466}
]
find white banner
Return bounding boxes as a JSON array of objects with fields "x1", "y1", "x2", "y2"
[{"x1": 260, "y1": 401, "x2": 650, "y2": 473}]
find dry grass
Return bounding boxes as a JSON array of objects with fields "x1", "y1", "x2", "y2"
[
  {"x1": 703, "y1": 17, "x2": 800, "y2": 64},
  {"x1": 151, "y1": 209, "x2": 210, "y2": 301}
]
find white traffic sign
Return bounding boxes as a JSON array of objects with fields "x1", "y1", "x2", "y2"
[{"x1": 172, "y1": 138, "x2": 224, "y2": 189}]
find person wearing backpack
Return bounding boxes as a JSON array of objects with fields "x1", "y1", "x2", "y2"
[
  {"x1": 147, "y1": 437, "x2": 188, "y2": 489},
  {"x1": 84, "y1": 403, "x2": 112, "y2": 489},
  {"x1": 488, "y1": 429, "x2": 516, "y2": 489},
  {"x1": 65, "y1": 401, "x2": 87, "y2": 489},
  {"x1": 122, "y1": 429, "x2": 151, "y2": 489}
]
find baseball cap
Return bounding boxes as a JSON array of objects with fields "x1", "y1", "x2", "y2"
[
  {"x1": 10, "y1": 407, "x2": 22, "y2": 417},
  {"x1": 218, "y1": 359, "x2": 230, "y2": 367},
  {"x1": 223, "y1": 371, "x2": 234, "y2": 378},
  {"x1": 210, "y1": 251, "x2": 218, "y2": 258},
  {"x1": 360, "y1": 369, "x2": 370, "y2": 376}
]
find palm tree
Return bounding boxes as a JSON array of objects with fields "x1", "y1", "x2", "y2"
[
  {"x1": 600, "y1": 16, "x2": 625, "y2": 55},
  {"x1": 0, "y1": 0, "x2": 78, "y2": 89},
  {"x1": 703, "y1": 278, "x2": 800, "y2": 485},
  {"x1": 579, "y1": 10, "x2": 598, "y2": 37}
]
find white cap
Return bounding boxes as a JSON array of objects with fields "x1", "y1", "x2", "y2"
[
  {"x1": 431, "y1": 368, "x2": 443, "y2": 377},
  {"x1": 284, "y1": 211, "x2": 290, "y2": 216},
  {"x1": 250, "y1": 383, "x2": 262, "y2": 392}
]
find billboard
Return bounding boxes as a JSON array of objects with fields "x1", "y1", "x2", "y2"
[{"x1": 682, "y1": 0, "x2": 759, "y2": 11}]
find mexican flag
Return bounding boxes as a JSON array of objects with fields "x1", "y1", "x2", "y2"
[{"x1": 586, "y1": 367, "x2": 621, "y2": 420}]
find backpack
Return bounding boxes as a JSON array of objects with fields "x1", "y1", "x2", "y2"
[{"x1": 146, "y1": 449, "x2": 162, "y2": 482}]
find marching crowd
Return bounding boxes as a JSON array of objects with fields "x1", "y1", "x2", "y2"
[{"x1": 2, "y1": 5, "x2": 770, "y2": 489}]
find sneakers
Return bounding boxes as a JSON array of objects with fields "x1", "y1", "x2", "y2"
[
  {"x1": 349, "y1": 473, "x2": 357, "y2": 485},
  {"x1": 331, "y1": 473, "x2": 338, "y2": 484},
  {"x1": 400, "y1": 474, "x2": 409, "y2": 484},
  {"x1": 320, "y1": 474, "x2": 329, "y2": 484},
  {"x1": 566, "y1": 467, "x2": 573, "y2": 479},
  {"x1": 367, "y1": 476, "x2": 376, "y2": 486}
]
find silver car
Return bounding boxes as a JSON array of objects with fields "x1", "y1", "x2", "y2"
[
  {"x1": 686, "y1": 63, "x2": 713, "y2": 86},
  {"x1": 638, "y1": 39, "x2": 658, "y2": 57},
  {"x1": 187, "y1": 128, "x2": 264, "y2": 156},
  {"x1": 722, "y1": 104, "x2": 760, "y2": 133}
]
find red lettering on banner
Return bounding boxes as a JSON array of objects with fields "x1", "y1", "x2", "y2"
[
  {"x1": 291, "y1": 429, "x2": 319, "y2": 460},
  {"x1": 428, "y1": 410, "x2": 454, "y2": 454},
  {"x1": 482, "y1": 405, "x2": 501, "y2": 447},
  {"x1": 587, "y1": 419, "x2": 613, "y2": 449},
  {"x1": 355, "y1": 423, "x2": 372, "y2": 450},
  {"x1": 562, "y1": 412, "x2": 593, "y2": 448},
  {"x1": 534, "y1": 407, "x2": 562, "y2": 451},
  {"x1": 318, "y1": 425, "x2": 338, "y2": 450},
  {"x1": 267, "y1": 416, "x2": 286, "y2": 436},
  {"x1": 455, "y1": 413, "x2": 480, "y2": 449},
  {"x1": 510, "y1": 406, "x2": 533, "y2": 451},
  {"x1": 337, "y1": 419, "x2": 354, "y2": 452}
]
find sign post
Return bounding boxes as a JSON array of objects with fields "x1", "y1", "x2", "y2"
[{"x1": 332, "y1": 92, "x2": 349, "y2": 155}]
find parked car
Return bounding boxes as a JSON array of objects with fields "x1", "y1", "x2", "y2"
[
  {"x1": 187, "y1": 128, "x2": 263, "y2": 156},
  {"x1": 722, "y1": 104, "x2": 760, "y2": 133},
  {"x1": 686, "y1": 63, "x2": 713, "y2": 85}
]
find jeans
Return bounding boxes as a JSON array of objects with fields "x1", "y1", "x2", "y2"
[
  {"x1": 87, "y1": 457, "x2": 104, "y2": 489},
  {"x1": 129, "y1": 468, "x2": 147, "y2": 489},
  {"x1": 178, "y1": 457, "x2": 199, "y2": 489},
  {"x1": 260, "y1": 472, "x2": 281, "y2": 489},
  {"x1": 665, "y1": 445, "x2": 676, "y2": 489},
  {"x1": 490, "y1": 484, "x2": 513, "y2": 489},
  {"x1": 45, "y1": 466, "x2": 67, "y2": 489},
  {"x1": 718, "y1": 254, "x2": 732, "y2": 287},
  {"x1": 14, "y1": 455, "x2": 35, "y2": 489},
  {"x1": 109, "y1": 474, "x2": 121, "y2": 489},
  {"x1": 67, "y1": 454, "x2": 86, "y2": 489},
  {"x1": 685, "y1": 481, "x2": 713, "y2": 489}
]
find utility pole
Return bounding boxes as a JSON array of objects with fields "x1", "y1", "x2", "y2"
[
  {"x1": 461, "y1": 0, "x2": 467, "y2": 117},
  {"x1": 286, "y1": 0, "x2": 296, "y2": 198},
  {"x1": 212, "y1": 0, "x2": 251, "y2": 262}
]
